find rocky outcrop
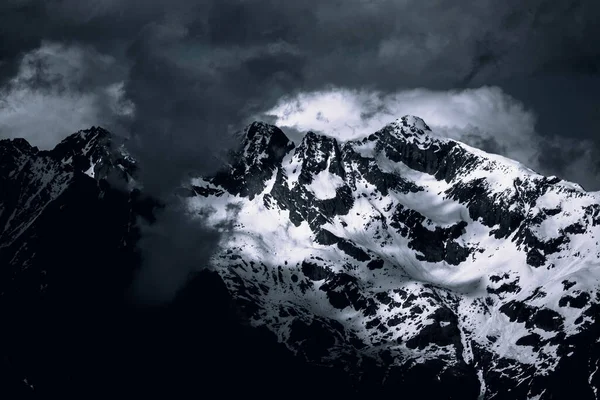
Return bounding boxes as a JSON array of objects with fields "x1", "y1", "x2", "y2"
[
  {"x1": 189, "y1": 116, "x2": 600, "y2": 399},
  {"x1": 3, "y1": 115, "x2": 600, "y2": 399}
]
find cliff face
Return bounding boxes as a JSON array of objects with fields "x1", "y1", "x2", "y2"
[
  {"x1": 0, "y1": 128, "x2": 142, "y2": 305},
  {"x1": 187, "y1": 116, "x2": 600, "y2": 399},
  {"x1": 0, "y1": 129, "x2": 158, "y2": 397},
  {"x1": 2, "y1": 116, "x2": 600, "y2": 399}
]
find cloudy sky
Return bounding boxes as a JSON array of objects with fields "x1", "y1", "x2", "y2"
[
  {"x1": 0, "y1": 0, "x2": 599, "y2": 190},
  {"x1": 1, "y1": 0, "x2": 598, "y2": 303}
]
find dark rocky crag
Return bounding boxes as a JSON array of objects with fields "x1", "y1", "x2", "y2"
[
  {"x1": 0, "y1": 127, "x2": 444, "y2": 399},
  {"x1": 190, "y1": 117, "x2": 600, "y2": 399},
  {"x1": 2, "y1": 117, "x2": 600, "y2": 399}
]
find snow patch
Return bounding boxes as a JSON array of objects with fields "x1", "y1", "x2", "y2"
[
  {"x1": 84, "y1": 160, "x2": 96, "y2": 178},
  {"x1": 307, "y1": 169, "x2": 344, "y2": 200}
]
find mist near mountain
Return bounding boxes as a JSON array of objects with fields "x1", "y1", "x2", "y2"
[{"x1": 1, "y1": 116, "x2": 599, "y2": 398}]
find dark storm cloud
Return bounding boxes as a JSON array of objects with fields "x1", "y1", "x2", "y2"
[
  {"x1": 0, "y1": 42, "x2": 133, "y2": 148},
  {"x1": 131, "y1": 201, "x2": 223, "y2": 305},
  {"x1": 1, "y1": 1, "x2": 597, "y2": 90},
  {"x1": 499, "y1": 74, "x2": 600, "y2": 189},
  {"x1": 0, "y1": 0, "x2": 598, "y2": 301},
  {"x1": 1, "y1": 0, "x2": 598, "y2": 148},
  {"x1": 122, "y1": 15, "x2": 306, "y2": 195}
]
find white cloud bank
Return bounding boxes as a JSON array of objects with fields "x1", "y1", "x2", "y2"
[
  {"x1": 0, "y1": 41, "x2": 134, "y2": 149},
  {"x1": 264, "y1": 87, "x2": 599, "y2": 190}
]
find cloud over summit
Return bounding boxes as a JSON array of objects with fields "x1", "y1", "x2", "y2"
[
  {"x1": 265, "y1": 87, "x2": 599, "y2": 189},
  {"x1": 0, "y1": 0, "x2": 597, "y2": 301},
  {"x1": 0, "y1": 41, "x2": 133, "y2": 149}
]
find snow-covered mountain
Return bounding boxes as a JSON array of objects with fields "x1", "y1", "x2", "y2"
[
  {"x1": 184, "y1": 116, "x2": 600, "y2": 399},
  {"x1": 0, "y1": 127, "x2": 135, "y2": 246},
  {"x1": 2, "y1": 116, "x2": 600, "y2": 399},
  {"x1": 0, "y1": 127, "x2": 141, "y2": 298},
  {"x1": 0, "y1": 128, "x2": 161, "y2": 397}
]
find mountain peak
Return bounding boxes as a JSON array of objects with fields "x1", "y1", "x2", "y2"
[
  {"x1": 0, "y1": 137, "x2": 38, "y2": 153},
  {"x1": 241, "y1": 121, "x2": 294, "y2": 164},
  {"x1": 188, "y1": 116, "x2": 600, "y2": 398},
  {"x1": 244, "y1": 121, "x2": 288, "y2": 142},
  {"x1": 0, "y1": 125, "x2": 138, "y2": 248},
  {"x1": 399, "y1": 115, "x2": 431, "y2": 132},
  {"x1": 50, "y1": 126, "x2": 111, "y2": 162},
  {"x1": 3, "y1": 117, "x2": 600, "y2": 398},
  {"x1": 358, "y1": 115, "x2": 439, "y2": 155},
  {"x1": 49, "y1": 127, "x2": 136, "y2": 183},
  {"x1": 299, "y1": 130, "x2": 338, "y2": 148}
]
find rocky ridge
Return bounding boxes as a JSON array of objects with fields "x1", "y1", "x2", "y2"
[
  {"x1": 186, "y1": 116, "x2": 600, "y2": 399},
  {"x1": 2, "y1": 117, "x2": 600, "y2": 399}
]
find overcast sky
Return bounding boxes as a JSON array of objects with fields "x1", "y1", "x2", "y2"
[
  {"x1": 1, "y1": 0, "x2": 598, "y2": 303},
  {"x1": 0, "y1": 0, "x2": 598, "y2": 190}
]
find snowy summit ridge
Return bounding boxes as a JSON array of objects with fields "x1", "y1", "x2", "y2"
[
  {"x1": 185, "y1": 115, "x2": 600, "y2": 399},
  {"x1": 0, "y1": 127, "x2": 135, "y2": 248},
  {"x1": 2, "y1": 115, "x2": 600, "y2": 398}
]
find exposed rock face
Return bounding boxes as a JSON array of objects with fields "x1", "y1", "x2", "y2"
[
  {"x1": 0, "y1": 128, "x2": 142, "y2": 302},
  {"x1": 2, "y1": 116, "x2": 600, "y2": 399},
  {"x1": 186, "y1": 115, "x2": 600, "y2": 399},
  {"x1": 0, "y1": 129, "x2": 158, "y2": 397}
]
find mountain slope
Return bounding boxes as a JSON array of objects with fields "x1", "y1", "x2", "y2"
[
  {"x1": 0, "y1": 127, "x2": 143, "y2": 303},
  {"x1": 0, "y1": 127, "x2": 375, "y2": 399},
  {"x1": 2, "y1": 117, "x2": 600, "y2": 399},
  {"x1": 0, "y1": 128, "x2": 160, "y2": 397},
  {"x1": 186, "y1": 116, "x2": 600, "y2": 399}
]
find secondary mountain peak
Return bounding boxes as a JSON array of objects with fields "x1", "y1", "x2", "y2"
[
  {"x1": 399, "y1": 114, "x2": 431, "y2": 131},
  {"x1": 3, "y1": 117, "x2": 600, "y2": 398}
]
